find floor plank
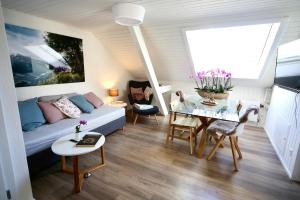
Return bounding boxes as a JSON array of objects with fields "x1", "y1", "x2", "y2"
[{"x1": 31, "y1": 116, "x2": 300, "y2": 200}]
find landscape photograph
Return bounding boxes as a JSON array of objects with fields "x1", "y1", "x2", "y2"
[{"x1": 5, "y1": 23, "x2": 85, "y2": 87}]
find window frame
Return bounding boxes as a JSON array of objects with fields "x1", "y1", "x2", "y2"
[{"x1": 182, "y1": 17, "x2": 288, "y2": 81}]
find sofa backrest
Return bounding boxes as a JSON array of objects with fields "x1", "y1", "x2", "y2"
[{"x1": 38, "y1": 93, "x2": 77, "y2": 102}]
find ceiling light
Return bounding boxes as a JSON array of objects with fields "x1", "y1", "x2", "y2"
[{"x1": 112, "y1": 3, "x2": 145, "y2": 26}]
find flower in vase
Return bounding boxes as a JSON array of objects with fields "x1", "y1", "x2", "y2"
[
  {"x1": 75, "y1": 120, "x2": 87, "y2": 133},
  {"x1": 193, "y1": 68, "x2": 233, "y2": 94}
]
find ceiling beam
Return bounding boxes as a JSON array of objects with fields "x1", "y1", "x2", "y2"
[{"x1": 129, "y1": 26, "x2": 168, "y2": 116}]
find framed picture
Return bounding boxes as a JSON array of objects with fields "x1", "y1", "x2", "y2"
[{"x1": 5, "y1": 23, "x2": 85, "y2": 87}]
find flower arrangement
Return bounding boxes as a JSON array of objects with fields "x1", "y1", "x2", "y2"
[
  {"x1": 192, "y1": 68, "x2": 233, "y2": 94},
  {"x1": 75, "y1": 120, "x2": 87, "y2": 133}
]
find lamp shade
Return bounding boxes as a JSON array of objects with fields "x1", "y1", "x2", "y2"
[
  {"x1": 108, "y1": 88, "x2": 119, "y2": 97},
  {"x1": 112, "y1": 3, "x2": 145, "y2": 26}
]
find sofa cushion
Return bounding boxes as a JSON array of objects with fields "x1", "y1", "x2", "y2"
[
  {"x1": 23, "y1": 105, "x2": 125, "y2": 156},
  {"x1": 69, "y1": 95, "x2": 94, "y2": 113},
  {"x1": 53, "y1": 97, "x2": 81, "y2": 118},
  {"x1": 84, "y1": 92, "x2": 103, "y2": 108},
  {"x1": 18, "y1": 98, "x2": 46, "y2": 131},
  {"x1": 38, "y1": 101, "x2": 66, "y2": 124},
  {"x1": 39, "y1": 93, "x2": 77, "y2": 102}
]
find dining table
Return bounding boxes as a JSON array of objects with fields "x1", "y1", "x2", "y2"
[{"x1": 169, "y1": 92, "x2": 240, "y2": 158}]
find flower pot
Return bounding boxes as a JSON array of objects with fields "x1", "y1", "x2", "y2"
[{"x1": 197, "y1": 90, "x2": 229, "y2": 99}]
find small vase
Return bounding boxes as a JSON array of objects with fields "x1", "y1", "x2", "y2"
[{"x1": 75, "y1": 131, "x2": 80, "y2": 141}]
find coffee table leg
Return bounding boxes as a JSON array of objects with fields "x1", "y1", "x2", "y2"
[
  {"x1": 100, "y1": 146, "x2": 105, "y2": 165},
  {"x1": 73, "y1": 156, "x2": 81, "y2": 193},
  {"x1": 61, "y1": 156, "x2": 66, "y2": 171}
]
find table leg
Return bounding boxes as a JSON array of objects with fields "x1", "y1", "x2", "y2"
[
  {"x1": 100, "y1": 146, "x2": 105, "y2": 165},
  {"x1": 61, "y1": 156, "x2": 66, "y2": 171},
  {"x1": 197, "y1": 117, "x2": 215, "y2": 158},
  {"x1": 198, "y1": 128, "x2": 208, "y2": 158},
  {"x1": 72, "y1": 156, "x2": 81, "y2": 193}
]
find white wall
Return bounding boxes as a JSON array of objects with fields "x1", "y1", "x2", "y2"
[
  {"x1": 3, "y1": 8, "x2": 133, "y2": 102},
  {"x1": 0, "y1": 5, "x2": 34, "y2": 200}
]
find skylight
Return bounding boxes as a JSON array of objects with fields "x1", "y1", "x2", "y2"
[{"x1": 185, "y1": 23, "x2": 281, "y2": 79}]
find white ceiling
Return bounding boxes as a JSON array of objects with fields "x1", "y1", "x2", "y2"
[{"x1": 2, "y1": 0, "x2": 300, "y2": 85}]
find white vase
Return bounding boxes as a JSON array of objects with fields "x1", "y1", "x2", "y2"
[{"x1": 75, "y1": 132, "x2": 80, "y2": 141}]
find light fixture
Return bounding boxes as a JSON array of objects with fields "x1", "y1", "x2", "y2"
[
  {"x1": 112, "y1": 3, "x2": 145, "y2": 26},
  {"x1": 108, "y1": 88, "x2": 119, "y2": 97},
  {"x1": 108, "y1": 88, "x2": 119, "y2": 103}
]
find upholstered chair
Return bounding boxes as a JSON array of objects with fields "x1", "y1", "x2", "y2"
[
  {"x1": 128, "y1": 80, "x2": 159, "y2": 125},
  {"x1": 206, "y1": 105, "x2": 259, "y2": 171}
]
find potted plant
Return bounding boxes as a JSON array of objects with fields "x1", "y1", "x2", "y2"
[{"x1": 192, "y1": 69, "x2": 233, "y2": 99}]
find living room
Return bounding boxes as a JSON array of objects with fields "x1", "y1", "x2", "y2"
[{"x1": 0, "y1": 1, "x2": 300, "y2": 200}]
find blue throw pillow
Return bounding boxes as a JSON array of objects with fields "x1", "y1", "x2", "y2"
[
  {"x1": 69, "y1": 95, "x2": 94, "y2": 113},
  {"x1": 18, "y1": 97, "x2": 46, "y2": 132}
]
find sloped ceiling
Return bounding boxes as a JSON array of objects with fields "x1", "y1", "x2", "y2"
[{"x1": 2, "y1": 0, "x2": 300, "y2": 85}]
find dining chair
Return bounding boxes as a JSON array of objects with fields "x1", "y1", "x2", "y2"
[
  {"x1": 166, "y1": 91, "x2": 200, "y2": 154},
  {"x1": 206, "y1": 105, "x2": 259, "y2": 171}
]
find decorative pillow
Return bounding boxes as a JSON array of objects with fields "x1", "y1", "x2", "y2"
[
  {"x1": 38, "y1": 101, "x2": 66, "y2": 123},
  {"x1": 144, "y1": 86, "x2": 153, "y2": 101},
  {"x1": 18, "y1": 98, "x2": 46, "y2": 131},
  {"x1": 69, "y1": 95, "x2": 94, "y2": 113},
  {"x1": 53, "y1": 97, "x2": 81, "y2": 118},
  {"x1": 84, "y1": 92, "x2": 103, "y2": 108},
  {"x1": 130, "y1": 87, "x2": 145, "y2": 101}
]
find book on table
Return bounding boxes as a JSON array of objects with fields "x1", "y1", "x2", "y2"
[{"x1": 76, "y1": 134, "x2": 102, "y2": 147}]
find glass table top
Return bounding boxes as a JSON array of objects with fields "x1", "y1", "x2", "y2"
[{"x1": 170, "y1": 93, "x2": 240, "y2": 122}]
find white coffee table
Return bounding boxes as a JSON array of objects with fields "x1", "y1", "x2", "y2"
[{"x1": 51, "y1": 131, "x2": 105, "y2": 193}]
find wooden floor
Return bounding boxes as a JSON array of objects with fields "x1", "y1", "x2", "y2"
[{"x1": 31, "y1": 115, "x2": 300, "y2": 200}]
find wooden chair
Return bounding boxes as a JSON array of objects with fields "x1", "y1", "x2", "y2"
[
  {"x1": 206, "y1": 105, "x2": 259, "y2": 171},
  {"x1": 165, "y1": 92, "x2": 200, "y2": 154}
]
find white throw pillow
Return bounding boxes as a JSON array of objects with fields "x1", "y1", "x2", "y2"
[
  {"x1": 53, "y1": 96, "x2": 81, "y2": 118},
  {"x1": 144, "y1": 86, "x2": 153, "y2": 101}
]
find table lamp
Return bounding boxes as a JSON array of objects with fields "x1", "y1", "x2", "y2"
[{"x1": 108, "y1": 88, "x2": 119, "y2": 103}]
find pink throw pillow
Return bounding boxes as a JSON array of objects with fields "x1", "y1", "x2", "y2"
[
  {"x1": 84, "y1": 92, "x2": 103, "y2": 108},
  {"x1": 38, "y1": 101, "x2": 66, "y2": 124},
  {"x1": 130, "y1": 87, "x2": 145, "y2": 101}
]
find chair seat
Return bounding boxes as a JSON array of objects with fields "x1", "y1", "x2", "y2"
[
  {"x1": 133, "y1": 106, "x2": 159, "y2": 115},
  {"x1": 207, "y1": 120, "x2": 239, "y2": 135},
  {"x1": 171, "y1": 117, "x2": 198, "y2": 128}
]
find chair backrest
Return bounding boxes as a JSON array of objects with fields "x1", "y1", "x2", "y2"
[
  {"x1": 239, "y1": 105, "x2": 259, "y2": 124},
  {"x1": 235, "y1": 105, "x2": 259, "y2": 136},
  {"x1": 128, "y1": 80, "x2": 153, "y2": 105}
]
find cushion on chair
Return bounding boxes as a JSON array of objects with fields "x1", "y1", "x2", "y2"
[
  {"x1": 18, "y1": 98, "x2": 46, "y2": 131},
  {"x1": 133, "y1": 106, "x2": 159, "y2": 115},
  {"x1": 172, "y1": 117, "x2": 198, "y2": 128},
  {"x1": 130, "y1": 87, "x2": 145, "y2": 101},
  {"x1": 206, "y1": 120, "x2": 239, "y2": 136},
  {"x1": 144, "y1": 86, "x2": 153, "y2": 101},
  {"x1": 69, "y1": 95, "x2": 94, "y2": 113}
]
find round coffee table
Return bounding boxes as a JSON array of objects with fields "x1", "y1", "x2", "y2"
[{"x1": 51, "y1": 132, "x2": 105, "y2": 193}]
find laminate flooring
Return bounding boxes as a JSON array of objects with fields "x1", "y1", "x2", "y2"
[{"x1": 31, "y1": 115, "x2": 300, "y2": 200}]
